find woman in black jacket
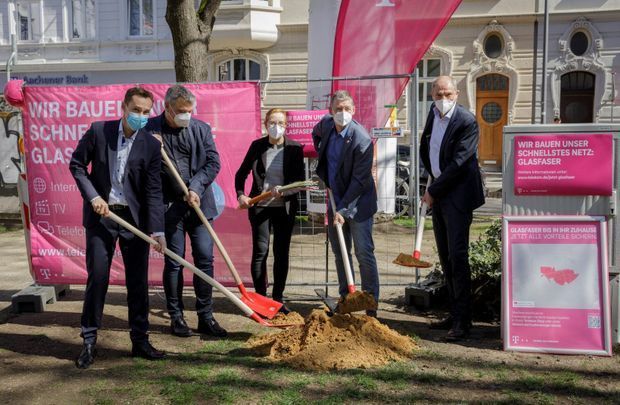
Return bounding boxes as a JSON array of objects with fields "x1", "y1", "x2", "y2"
[{"x1": 235, "y1": 108, "x2": 305, "y2": 312}]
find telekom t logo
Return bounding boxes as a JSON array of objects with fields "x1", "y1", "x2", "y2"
[{"x1": 376, "y1": 0, "x2": 395, "y2": 7}]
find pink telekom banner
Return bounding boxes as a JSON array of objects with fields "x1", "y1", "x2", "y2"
[
  {"x1": 513, "y1": 133, "x2": 613, "y2": 196},
  {"x1": 332, "y1": 0, "x2": 462, "y2": 129},
  {"x1": 21, "y1": 82, "x2": 261, "y2": 286},
  {"x1": 503, "y1": 217, "x2": 611, "y2": 356},
  {"x1": 285, "y1": 110, "x2": 328, "y2": 158}
]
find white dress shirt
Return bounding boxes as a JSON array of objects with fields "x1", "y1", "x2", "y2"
[{"x1": 429, "y1": 103, "x2": 456, "y2": 178}]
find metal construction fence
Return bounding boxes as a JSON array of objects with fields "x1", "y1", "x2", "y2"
[{"x1": 256, "y1": 73, "x2": 432, "y2": 292}]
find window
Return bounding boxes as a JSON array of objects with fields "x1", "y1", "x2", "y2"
[
  {"x1": 217, "y1": 59, "x2": 261, "y2": 81},
  {"x1": 477, "y1": 74, "x2": 508, "y2": 91},
  {"x1": 71, "y1": 0, "x2": 95, "y2": 40},
  {"x1": 570, "y1": 31, "x2": 589, "y2": 56},
  {"x1": 415, "y1": 58, "x2": 442, "y2": 131},
  {"x1": 484, "y1": 33, "x2": 503, "y2": 59},
  {"x1": 16, "y1": 1, "x2": 42, "y2": 42},
  {"x1": 560, "y1": 71, "x2": 594, "y2": 123},
  {"x1": 128, "y1": 0, "x2": 153, "y2": 37}
]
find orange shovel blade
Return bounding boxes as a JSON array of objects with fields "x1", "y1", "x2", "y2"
[{"x1": 240, "y1": 291, "x2": 282, "y2": 320}]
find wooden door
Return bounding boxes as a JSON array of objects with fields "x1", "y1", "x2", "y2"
[{"x1": 476, "y1": 74, "x2": 509, "y2": 167}]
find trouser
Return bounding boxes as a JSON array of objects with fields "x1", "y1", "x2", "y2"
[
  {"x1": 81, "y1": 206, "x2": 150, "y2": 344},
  {"x1": 327, "y1": 213, "x2": 380, "y2": 302},
  {"x1": 432, "y1": 199, "x2": 473, "y2": 325},
  {"x1": 163, "y1": 201, "x2": 215, "y2": 320},
  {"x1": 248, "y1": 206, "x2": 295, "y2": 302}
]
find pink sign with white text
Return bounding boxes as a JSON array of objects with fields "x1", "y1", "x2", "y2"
[
  {"x1": 21, "y1": 82, "x2": 261, "y2": 286},
  {"x1": 513, "y1": 134, "x2": 613, "y2": 196},
  {"x1": 503, "y1": 217, "x2": 611, "y2": 355},
  {"x1": 285, "y1": 110, "x2": 328, "y2": 158}
]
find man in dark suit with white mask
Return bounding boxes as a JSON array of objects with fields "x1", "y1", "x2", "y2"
[{"x1": 420, "y1": 76, "x2": 485, "y2": 341}]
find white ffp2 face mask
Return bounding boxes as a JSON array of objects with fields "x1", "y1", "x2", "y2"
[
  {"x1": 434, "y1": 99, "x2": 455, "y2": 116},
  {"x1": 268, "y1": 124, "x2": 285, "y2": 139},
  {"x1": 334, "y1": 111, "x2": 353, "y2": 127},
  {"x1": 173, "y1": 112, "x2": 191, "y2": 128}
]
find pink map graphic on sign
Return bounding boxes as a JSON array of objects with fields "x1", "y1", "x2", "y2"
[{"x1": 540, "y1": 266, "x2": 579, "y2": 285}]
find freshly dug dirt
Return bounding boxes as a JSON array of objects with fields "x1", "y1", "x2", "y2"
[
  {"x1": 268, "y1": 311, "x2": 305, "y2": 326},
  {"x1": 248, "y1": 309, "x2": 417, "y2": 370},
  {"x1": 392, "y1": 253, "x2": 432, "y2": 268},
  {"x1": 336, "y1": 291, "x2": 377, "y2": 314}
]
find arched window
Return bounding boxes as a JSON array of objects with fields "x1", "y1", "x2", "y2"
[
  {"x1": 217, "y1": 58, "x2": 261, "y2": 81},
  {"x1": 569, "y1": 31, "x2": 589, "y2": 56},
  {"x1": 483, "y1": 33, "x2": 503, "y2": 59},
  {"x1": 560, "y1": 71, "x2": 594, "y2": 123}
]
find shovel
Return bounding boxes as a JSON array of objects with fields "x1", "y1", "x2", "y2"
[
  {"x1": 314, "y1": 288, "x2": 338, "y2": 313},
  {"x1": 160, "y1": 147, "x2": 283, "y2": 319},
  {"x1": 393, "y1": 177, "x2": 433, "y2": 269},
  {"x1": 105, "y1": 211, "x2": 300, "y2": 328},
  {"x1": 328, "y1": 189, "x2": 377, "y2": 314},
  {"x1": 240, "y1": 180, "x2": 318, "y2": 208}
]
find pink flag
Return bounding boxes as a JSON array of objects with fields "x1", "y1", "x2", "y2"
[{"x1": 332, "y1": 0, "x2": 462, "y2": 129}]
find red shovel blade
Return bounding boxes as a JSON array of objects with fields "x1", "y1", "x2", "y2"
[{"x1": 240, "y1": 290, "x2": 282, "y2": 320}]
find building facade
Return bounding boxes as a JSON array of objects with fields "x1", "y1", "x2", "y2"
[
  {"x1": 1, "y1": 0, "x2": 619, "y2": 175},
  {"x1": 0, "y1": 0, "x2": 310, "y2": 110},
  {"x1": 430, "y1": 0, "x2": 620, "y2": 167}
]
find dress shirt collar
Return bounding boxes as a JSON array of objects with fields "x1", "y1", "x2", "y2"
[
  {"x1": 118, "y1": 119, "x2": 138, "y2": 141},
  {"x1": 334, "y1": 121, "x2": 351, "y2": 138}
]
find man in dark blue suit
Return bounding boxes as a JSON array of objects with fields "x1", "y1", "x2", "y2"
[
  {"x1": 419, "y1": 76, "x2": 485, "y2": 341},
  {"x1": 147, "y1": 85, "x2": 227, "y2": 338},
  {"x1": 312, "y1": 90, "x2": 379, "y2": 316},
  {"x1": 70, "y1": 87, "x2": 167, "y2": 368}
]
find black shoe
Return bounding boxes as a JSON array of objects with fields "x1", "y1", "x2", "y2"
[
  {"x1": 76, "y1": 343, "x2": 96, "y2": 369},
  {"x1": 131, "y1": 341, "x2": 166, "y2": 360},
  {"x1": 197, "y1": 318, "x2": 228, "y2": 337},
  {"x1": 278, "y1": 304, "x2": 291, "y2": 315},
  {"x1": 429, "y1": 316, "x2": 453, "y2": 330},
  {"x1": 170, "y1": 316, "x2": 192, "y2": 337},
  {"x1": 445, "y1": 321, "x2": 471, "y2": 342}
]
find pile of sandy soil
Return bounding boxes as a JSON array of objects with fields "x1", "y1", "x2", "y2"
[
  {"x1": 268, "y1": 311, "x2": 305, "y2": 326},
  {"x1": 248, "y1": 309, "x2": 417, "y2": 370},
  {"x1": 336, "y1": 291, "x2": 377, "y2": 314}
]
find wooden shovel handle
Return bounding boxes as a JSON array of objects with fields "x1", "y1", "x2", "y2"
[
  {"x1": 328, "y1": 189, "x2": 356, "y2": 293},
  {"x1": 160, "y1": 148, "x2": 243, "y2": 286},
  {"x1": 105, "y1": 211, "x2": 253, "y2": 316},
  {"x1": 246, "y1": 191, "x2": 273, "y2": 207}
]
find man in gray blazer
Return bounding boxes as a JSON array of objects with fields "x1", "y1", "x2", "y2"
[{"x1": 312, "y1": 90, "x2": 379, "y2": 316}]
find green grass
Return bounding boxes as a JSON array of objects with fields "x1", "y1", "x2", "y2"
[
  {"x1": 393, "y1": 216, "x2": 496, "y2": 238},
  {"x1": 77, "y1": 343, "x2": 619, "y2": 404},
  {"x1": 392, "y1": 217, "x2": 434, "y2": 229}
]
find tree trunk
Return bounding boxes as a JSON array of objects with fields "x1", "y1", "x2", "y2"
[{"x1": 166, "y1": 0, "x2": 222, "y2": 82}]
